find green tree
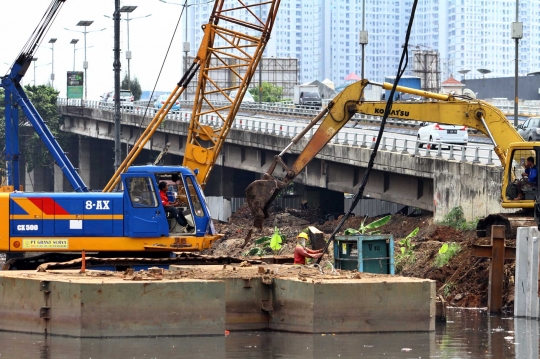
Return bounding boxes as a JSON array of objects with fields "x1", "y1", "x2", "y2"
[
  {"x1": 0, "y1": 85, "x2": 74, "y2": 174},
  {"x1": 249, "y1": 82, "x2": 283, "y2": 103},
  {"x1": 121, "y1": 74, "x2": 142, "y2": 101}
]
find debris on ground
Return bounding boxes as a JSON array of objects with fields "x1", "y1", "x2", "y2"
[{"x1": 208, "y1": 203, "x2": 515, "y2": 312}]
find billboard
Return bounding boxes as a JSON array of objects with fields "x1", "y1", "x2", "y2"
[{"x1": 66, "y1": 71, "x2": 84, "y2": 99}]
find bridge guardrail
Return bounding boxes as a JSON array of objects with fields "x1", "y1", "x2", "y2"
[{"x1": 57, "y1": 98, "x2": 501, "y2": 166}]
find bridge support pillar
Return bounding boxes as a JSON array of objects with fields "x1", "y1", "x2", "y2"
[
  {"x1": 24, "y1": 169, "x2": 35, "y2": 192},
  {"x1": 54, "y1": 165, "x2": 64, "y2": 192},
  {"x1": 78, "y1": 136, "x2": 92, "y2": 189},
  {"x1": 205, "y1": 167, "x2": 253, "y2": 199}
]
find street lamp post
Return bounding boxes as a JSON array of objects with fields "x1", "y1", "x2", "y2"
[
  {"x1": 359, "y1": 0, "x2": 368, "y2": 80},
  {"x1": 65, "y1": 21, "x2": 106, "y2": 101},
  {"x1": 78, "y1": 20, "x2": 94, "y2": 101},
  {"x1": 512, "y1": 1, "x2": 523, "y2": 128},
  {"x1": 32, "y1": 58, "x2": 38, "y2": 85},
  {"x1": 70, "y1": 39, "x2": 79, "y2": 71},
  {"x1": 31, "y1": 59, "x2": 52, "y2": 85},
  {"x1": 48, "y1": 38, "x2": 57, "y2": 88},
  {"x1": 477, "y1": 68, "x2": 491, "y2": 88},
  {"x1": 160, "y1": 0, "x2": 212, "y2": 100},
  {"x1": 457, "y1": 69, "x2": 470, "y2": 84},
  {"x1": 105, "y1": 7, "x2": 151, "y2": 93}
]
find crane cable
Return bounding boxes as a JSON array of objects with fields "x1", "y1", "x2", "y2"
[
  {"x1": 317, "y1": 0, "x2": 420, "y2": 264},
  {"x1": 11, "y1": 0, "x2": 64, "y2": 73},
  {"x1": 130, "y1": 0, "x2": 189, "y2": 149}
]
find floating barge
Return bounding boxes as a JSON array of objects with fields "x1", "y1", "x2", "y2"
[{"x1": 0, "y1": 263, "x2": 435, "y2": 337}]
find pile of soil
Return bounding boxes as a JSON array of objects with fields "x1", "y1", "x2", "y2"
[{"x1": 209, "y1": 204, "x2": 516, "y2": 312}]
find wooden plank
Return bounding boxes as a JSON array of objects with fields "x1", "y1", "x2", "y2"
[
  {"x1": 504, "y1": 247, "x2": 516, "y2": 260},
  {"x1": 308, "y1": 226, "x2": 325, "y2": 250},
  {"x1": 471, "y1": 245, "x2": 493, "y2": 258},
  {"x1": 489, "y1": 236, "x2": 504, "y2": 313}
]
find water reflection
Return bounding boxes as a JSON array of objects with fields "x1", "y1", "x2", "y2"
[{"x1": 0, "y1": 309, "x2": 538, "y2": 358}]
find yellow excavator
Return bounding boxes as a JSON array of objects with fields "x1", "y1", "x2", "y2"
[{"x1": 246, "y1": 79, "x2": 540, "y2": 237}]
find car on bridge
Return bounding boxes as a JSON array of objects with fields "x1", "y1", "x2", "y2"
[
  {"x1": 230, "y1": 90, "x2": 255, "y2": 103},
  {"x1": 416, "y1": 122, "x2": 468, "y2": 149},
  {"x1": 99, "y1": 90, "x2": 134, "y2": 108},
  {"x1": 517, "y1": 117, "x2": 540, "y2": 141},
  {"x1": 154, "y1": 95, "x2": 181, "y2": 111}
]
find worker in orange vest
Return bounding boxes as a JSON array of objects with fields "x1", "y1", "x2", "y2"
[{"x1": 293, "y1": 232, "x2": 324, "y2": 265}]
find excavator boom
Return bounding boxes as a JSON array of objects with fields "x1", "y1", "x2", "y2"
[{"x1": 246, "y1": 79, "x2": 527, "y2": 229}]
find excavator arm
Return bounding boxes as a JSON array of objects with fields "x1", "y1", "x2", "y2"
[
  {"x1": 103, "y1": 0, "x2": 281, "y2": 192},
  {"x1": 246, "y1": 79, "x2": 526, "y2": 228}
]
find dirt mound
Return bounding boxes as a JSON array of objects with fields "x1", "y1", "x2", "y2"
[
  {"x1": 213, "y1": 205, "x2": 515, "y2": 312},
  {"x1": 398, "y1": 234, "x2": 514, "y2": 311},
  {"x1": 318, "y1": 213, "x2": 432, "y2": 239}
]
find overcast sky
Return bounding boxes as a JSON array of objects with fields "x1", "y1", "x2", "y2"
[{"x1": 0, "y1": 0, "x2": 188, "y2": 100}]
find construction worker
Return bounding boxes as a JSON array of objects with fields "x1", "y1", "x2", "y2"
[
  {"x1": 294, "y1": 232, "x2": 324, "y2": 265},
  {"x1": 158, "y1": 181, "x2": 193, "y2": 232}
]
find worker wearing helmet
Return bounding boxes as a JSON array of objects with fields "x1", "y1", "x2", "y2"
[{"x1": 294, "y1": 232, "x2": 324, "y2": 265}]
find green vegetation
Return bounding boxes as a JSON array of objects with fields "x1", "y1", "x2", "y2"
[
  {"x1": 244, "y1": 227, "x2": 286, "y2": 256},
  {"x1": 434, "y1": 242, "x2": 461, "y2": 267},
  {"x1": 395, "y1": 227, "x2": 419, "y2": 272},
  {"x1": 443, "y1": 281, "x2": 455, "y2": 297},
  {"x1": 121, "y1": 74, "x2": 142, "y2": 101},
  {"x1": 344, "y1": 215, "x2": 391, "y2": 235},
  {"x1": 0, "y1": 85, "x2": 75, "y2": 174},
  {"x1": 437, "y1": 206, "x2": 479, "y2": 230},
  {"x1": 269, "y1": 226, "x2": 283, "y2": 251},
  {"x1": 249, "y1": 82, "x2": 283, "y2": 102}
]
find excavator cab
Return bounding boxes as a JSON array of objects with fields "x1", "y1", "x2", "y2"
[{"x1": 502, "y1": 144, "x2": 539, "y2": 206}]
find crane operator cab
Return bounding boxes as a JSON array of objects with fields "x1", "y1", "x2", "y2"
[
  {"x1": 122, "y1": 165, "x2": 215, "y2": 238},
  {"x1": 161, "y1": 178, "x2": 196, "y2": 233}
]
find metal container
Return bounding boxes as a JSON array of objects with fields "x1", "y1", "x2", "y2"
[{"x1": 334, "y1": 234, "x2": 394, "y2": 274}]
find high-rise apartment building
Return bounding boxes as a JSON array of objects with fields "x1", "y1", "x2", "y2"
[
  {"x1": 445, "y1": 0, "x2": 540, "y2": 80},
  {"x1": 188, "y1": 0, "x2": 540, "y2": 87}
]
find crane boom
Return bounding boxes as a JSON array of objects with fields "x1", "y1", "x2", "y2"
[
  {"x1": 1, "y1": 0, "x2": 88, "y2": 193},
  {"x1": 103, "y1": 0, "x2": 281, "y2": 192}
]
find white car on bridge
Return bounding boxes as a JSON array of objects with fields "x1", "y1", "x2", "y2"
[{"x1": 416, "y1": 122, "x2": 468, "y2": 149}]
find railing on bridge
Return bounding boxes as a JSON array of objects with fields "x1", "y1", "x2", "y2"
[{"x1": 57, "y1": 98, "x2": 500, "y2": 166}]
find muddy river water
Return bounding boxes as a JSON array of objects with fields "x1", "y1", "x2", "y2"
[{"x1": 0, "y1": 308, "x2": 537, "y2": 358}]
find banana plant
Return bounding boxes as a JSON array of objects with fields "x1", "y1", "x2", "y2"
[
  {"x1": 344, "y1": 215, "x2": 392, "y2": 235},
  {"x1": 244, "y1": 227, "x2": 285, "y2": 256}
]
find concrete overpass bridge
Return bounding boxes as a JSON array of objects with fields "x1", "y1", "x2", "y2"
[{"x1": 54, "y1": 100, "x2": 507, "y2": 221}]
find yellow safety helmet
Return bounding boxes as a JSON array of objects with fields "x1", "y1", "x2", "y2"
[{"x1": 296, "y1": 232, "x2": 309, "y2": 240}]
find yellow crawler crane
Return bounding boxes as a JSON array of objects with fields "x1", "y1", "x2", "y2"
[
  {"x1": 246, "y1": 79, "x2": 539, "y2": 238},
  {"x1": 104, "y1": 0, "x2": 281, "y2": 192}
]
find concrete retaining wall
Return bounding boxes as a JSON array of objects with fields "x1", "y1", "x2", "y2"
[
  {"x1": 0, "y1": 274, "x2": 225, "y2": 337},
  {"x1": 270, "y1": 278, "x2": 435, "y2": 333},
  {"x1": 0, "y1": 271, "x2": 435, "y2": 337}
]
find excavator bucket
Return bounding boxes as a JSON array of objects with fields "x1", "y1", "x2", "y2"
[{"x1": 245, "y1": 178, "x2": 286, "y2": 230}]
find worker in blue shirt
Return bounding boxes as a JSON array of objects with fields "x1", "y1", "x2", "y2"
[{"x1": 516, "y1": 156, "x2": 537, "y2": 200}]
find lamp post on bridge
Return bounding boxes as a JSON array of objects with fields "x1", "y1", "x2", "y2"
[
  {"x1": 105, "y1": 7, "x2": 151, "y2": 93},
  {"x1": 160, "y1": 0, "x2": 213, "y2": 100},
  {"x1": 48, "y1": 38, "x2": 57, "y2": 87},
  {"x1": 457, "y1": 69, "x2": 470, "y2": 84},
  {"x1": 70, "y1": 39, "x2": 79, "y2": 71},
  {"x1": 477, "y1": 68, "x2": 491, "y2": 89},
  {"x1": 32, "y1": 58, "x2": 38, "y2": 85},
  {"x1": 65, "y1": 21, "x2": 106, "y2": 100},
  {"x1": 31, "y1": 58, "x2": 52, "y2": 85}
]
